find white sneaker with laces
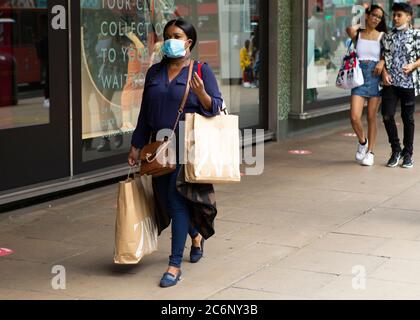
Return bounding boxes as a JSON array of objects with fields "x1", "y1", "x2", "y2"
[
  {"x1": 361, "y1": 152, "x2": 374, "y2": 166},
  {"x1": 355, "y1": 139, "x2": 368, "y2": 162}
]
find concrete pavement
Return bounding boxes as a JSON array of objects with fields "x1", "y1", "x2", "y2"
[{"x1": 1, "y1": 112, "x2": 420, "y2": 300}]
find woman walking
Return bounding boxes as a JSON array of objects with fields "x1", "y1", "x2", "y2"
[
  {"x1": 346, "y1": 5, "x2": 387, "y2": 166},
  {"x1": 128, "y1": 18, "x2": 223, "y2": 288}
]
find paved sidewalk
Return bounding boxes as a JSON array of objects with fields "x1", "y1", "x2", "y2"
[{"x1": 1, "y1": 113, "x2": 420, "y2": 300}]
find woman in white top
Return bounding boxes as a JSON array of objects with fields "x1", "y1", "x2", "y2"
[{"x1": 346, "y1": 5, "x2": 388, "y2": 166}]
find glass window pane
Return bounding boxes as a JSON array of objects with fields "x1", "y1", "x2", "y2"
[
  {"x1": 0, "y1": 1, "x2": 50, "y2": 130},
  {"x1": 80, "y1": 0, "x2": 265, "y2": 161},
  {"x1": 305, "y1": 0, "x2": 391, "y2": 105}
]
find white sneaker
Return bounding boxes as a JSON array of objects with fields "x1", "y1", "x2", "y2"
[
  {"x1": 355, "y1": 139, "x2": 368, "y2": 162},
  {"x1": 242, "y1": 82, "x2": 251, "y2": 88},
  {"x1": 361, "y1": 152, "x2": 374, "y2": 166}
]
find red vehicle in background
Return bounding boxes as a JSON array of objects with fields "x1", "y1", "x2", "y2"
[{"x1": 0, "y1": 5, "x2": 46, "y2": 107}]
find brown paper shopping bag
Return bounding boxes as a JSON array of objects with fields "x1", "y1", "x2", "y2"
[
  {"x1": 114, "y1": 171, "x2": 158, "y2": 264},
  {"x1": 184, "y1": 112, "x2": 241, "y2": 184}
]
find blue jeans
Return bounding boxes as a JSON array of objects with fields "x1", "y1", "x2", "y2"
[{"x1": 154, "y1": 165, "x2": 199, "y2": 268}]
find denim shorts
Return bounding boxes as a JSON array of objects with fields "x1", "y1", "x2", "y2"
[{"x1": 351, "y1": 60, "x2": 382, "y2": 98}]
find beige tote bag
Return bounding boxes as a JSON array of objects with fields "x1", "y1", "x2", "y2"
[
  {"x1": 114, "y1": 171, "x2": 158, "y2": 264},
  {"x1": 184, "y1": 112, "x2": 241, "y2": 184}
]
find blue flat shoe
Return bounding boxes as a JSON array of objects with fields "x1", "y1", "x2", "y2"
[
  {"x1": 190, "y1": 236, "x2": 205, "y2": 263},
  {"x1": 159, "y1": 271, "x2": 182, "y2": 288}
]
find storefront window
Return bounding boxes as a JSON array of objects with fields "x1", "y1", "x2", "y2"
[
  {"x1": 80, "y1": 0, "x2": 264, "y2": 161},
  {"x1": 0, "y1": 1, "x2": 50, "y2": 130},
  {"x1": 305, "y1": 0, "x2": 394, "y2": 106}
]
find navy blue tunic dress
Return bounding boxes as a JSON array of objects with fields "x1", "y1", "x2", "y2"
[
  {"x1": 131, "y1": 60, "x2": 223, "y2": 149},
  {"x1": 130, "y1": 61, "x2": 223, "y2": 267}
]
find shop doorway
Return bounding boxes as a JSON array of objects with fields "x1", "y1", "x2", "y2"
[{"x1": 0, "y1": 1, "x2": 70, "y2": 191}]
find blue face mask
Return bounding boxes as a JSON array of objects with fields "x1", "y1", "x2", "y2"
[{"x1": 162, "y1": 39, "x2": 187, "y2": 58}]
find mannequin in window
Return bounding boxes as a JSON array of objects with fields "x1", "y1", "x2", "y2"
[{"x1": 120, "y1": 27, "x2": 146, "y2": 131}]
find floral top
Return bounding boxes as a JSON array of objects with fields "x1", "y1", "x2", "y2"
[
  {"x1": 381, "y1": 27, "x2": 420, "y2": 96},
  {"x1": 387, "y1": 29, "x2": 414, "y2": 89}
]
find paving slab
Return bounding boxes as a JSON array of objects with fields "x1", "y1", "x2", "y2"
[
  {"x1": 233, "y1": 267, "x2": 338, "y2": 298},
  {"x1": 272, "y1": 248, "x2": 388, "y2": 276},
  {"x1": 312, "y1": 275, "x2": 420, "y2": 300},
  {"x1": 369, "y1": 259, "x2": 420, "y2": 285},
  {"x1": 336, "y1": 207, "x2": 420, "y2": 240}
]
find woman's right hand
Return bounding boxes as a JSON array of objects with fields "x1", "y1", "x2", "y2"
[{"x1": 128, "y1": 146, "x2": 140, "y2": 167}]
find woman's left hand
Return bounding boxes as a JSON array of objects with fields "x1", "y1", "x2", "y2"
[
  {"x1": 373, "y1": 61, "x2": 385, "y2": 76},
  {"x1": 190, "y1": 72, "x2": 206, "y2": 97}
]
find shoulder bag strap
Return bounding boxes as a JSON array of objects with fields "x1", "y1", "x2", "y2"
[
  {"x1": 346, "y1": 29, "x2": 360, "y2": 55},
  {"x1": 169, "y1": 59, "x2": 195, "y2": 138},
  {"x1": 354, "y1": 29, "x2": 361, "y2": 49},
  {"x1": 178, "y1": 60, "x2": 195, "y2": 114}
]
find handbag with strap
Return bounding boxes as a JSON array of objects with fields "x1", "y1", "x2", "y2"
[
  {"x1": 139, "y1": 60, "x2": 194, "y2": 177},
  {"x1": 336, "y1": 31, "x2": 364, "y2": 90}
]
